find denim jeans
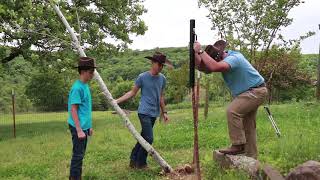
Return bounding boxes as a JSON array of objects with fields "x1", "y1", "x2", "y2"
[
  {"x1": 130, "y1": 113, "x2": 157, "y2": 166},
  {"x1": 69, "y1": 125, "x2": 90, "y2": 178}
]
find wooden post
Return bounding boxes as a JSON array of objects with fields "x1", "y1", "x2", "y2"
[
  {"x1": 11, "y1": 89, "x2": 16, "y2": 138},
  {"x1": 196, "y1": 70, "x2": 201, "y2": 107},
  {"x1": 204, "y1": 78, "x2": 209, "y2": 120},
  {"x1": 317, "y1": 24, "x2": 320, "y2": 101},
  {"x1": 190, "y1": 19, "x2": 201, "y2": 180}
]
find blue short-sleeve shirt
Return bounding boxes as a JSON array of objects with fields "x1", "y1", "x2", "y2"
[
  {"x1": 67, "y1": 80, "x2": 92, "y2": 130},
  {"x1": 135, "y1": 72, "x2": 166, "y2": 117},
  {"x1": 222, "y1": 50, "x2": 264, "y2": 96}
]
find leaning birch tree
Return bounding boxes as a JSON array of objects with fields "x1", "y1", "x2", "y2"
[{"x1": 50, "y1": 2, "x2": 173, "y2": 173}]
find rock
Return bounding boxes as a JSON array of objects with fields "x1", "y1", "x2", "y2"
[
  {"x1": 262, "y1": 164, "x2": 284, "y2": 180},
  {"x1": 184, "y1": 164, "x2": 194, "y2": 174},
  {"x1": 285, "y1": 160, "x2": 320, "y2": 180},
  {"x1": 213, "y1": 150, "x2": 260, "y2": 178}
]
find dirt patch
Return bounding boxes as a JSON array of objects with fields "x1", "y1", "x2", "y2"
[{"x1": 160, "y1": 163, "x2": 200, "y2": 180}]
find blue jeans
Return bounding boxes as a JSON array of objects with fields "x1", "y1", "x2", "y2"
[
  {"x1": 69, "y1": 125, "x2": 89, "y2": 178},
  {"x1": 130, "y1": 113, "x2": 157, "y2": 166}
]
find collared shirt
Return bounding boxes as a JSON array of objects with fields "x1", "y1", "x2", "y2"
[{"x1": 222, "y1": 50, "x2": 264, "y2": 97}]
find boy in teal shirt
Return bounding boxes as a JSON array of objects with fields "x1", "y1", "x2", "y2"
[{"x1": 68, "y1": 57, "x2": 96, "y2": 180}]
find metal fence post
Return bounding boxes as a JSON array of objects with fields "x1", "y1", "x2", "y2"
[{"x1": 12, "y1": 89, "x2": 16, "y2": 138}]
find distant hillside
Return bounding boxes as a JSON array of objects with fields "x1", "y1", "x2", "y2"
[{"x1": 97, "y1": 47, "x2": 190, "y2": 82}]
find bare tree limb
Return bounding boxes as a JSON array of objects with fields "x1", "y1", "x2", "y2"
[{"x1": 51, "y1": 2, "x2": 173, "y2": 173}]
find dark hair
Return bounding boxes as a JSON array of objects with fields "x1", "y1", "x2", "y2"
[{"x1": 78, "y1": 67, "x2": 94, "y2": 74}]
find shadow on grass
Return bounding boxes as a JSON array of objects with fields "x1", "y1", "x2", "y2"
[{"x1": 0, "y1": 121, "x2": 67, "y2": 141}]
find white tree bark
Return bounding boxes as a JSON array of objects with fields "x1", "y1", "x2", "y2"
[{"x1": 51, "y1": 3, "x2": 173, "y2": 173}]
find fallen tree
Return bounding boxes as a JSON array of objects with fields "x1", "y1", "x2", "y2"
[{"x1": 50, "y1": 1, "x2": 173, "y2": 173}]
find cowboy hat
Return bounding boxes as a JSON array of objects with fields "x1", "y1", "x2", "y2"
[
  {"x1": 205, "y1": 40, "x2": 227, "y2": 61},
  {"x1": 144, "y1": 52, "x2": 173, "y2": 68},
  {"x1": 74, "y1": 57, "x2": 97, "y2": 68}
]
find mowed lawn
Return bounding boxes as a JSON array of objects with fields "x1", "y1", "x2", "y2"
[{"x1": 0, "y1": 102, "x2": 319, "y2": 179}]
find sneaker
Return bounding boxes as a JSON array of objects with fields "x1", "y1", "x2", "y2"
[
  {"x1": 129, "y1": 160, "x2": 136, "y2": 168},
  {"x1": 136, "y1": 164, "x2": 148, "y2": 170}
]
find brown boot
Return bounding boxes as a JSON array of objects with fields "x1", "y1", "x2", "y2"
[{"x1": 219, "y1": 144, "x2": 245, "y2": 155}]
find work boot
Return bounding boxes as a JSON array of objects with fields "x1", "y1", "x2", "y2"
[{"x1": 219, "y1": 144, "x2": 245, "y2": 155}]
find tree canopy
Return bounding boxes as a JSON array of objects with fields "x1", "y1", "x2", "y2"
[
  {"x1": 198, "y1": 0, "x2": 315, "y2": 58},
  {"x1": 0, "y1": 0, "x2": 147, "y2": 63}
]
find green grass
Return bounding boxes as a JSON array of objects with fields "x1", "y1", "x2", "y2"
[{"x1": 0, "y1": 102, "x2": 319, "y2": 179}]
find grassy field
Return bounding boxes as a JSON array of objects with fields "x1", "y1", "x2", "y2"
[{"x1": 0, "y1": 102, "x2": 319, "y2": 179}]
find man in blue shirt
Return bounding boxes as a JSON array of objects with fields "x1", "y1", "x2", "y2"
[
  {"x1": 116, "y1": 52, "x2": 172, "y2": 169},
  {"x1": 68, "y1": 57, "x2": 96, "y2": 180},
  {"x1": 194, "y1": 40, "x2": 268, "y2": 159}
]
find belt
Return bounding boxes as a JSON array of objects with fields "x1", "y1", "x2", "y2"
[{"x1": 250, "y1": 82, "x2": 266, "y2": 89}]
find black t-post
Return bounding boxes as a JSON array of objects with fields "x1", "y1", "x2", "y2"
[{"x1": 189, "y1": 19, "x2": 195, "y2": 87}]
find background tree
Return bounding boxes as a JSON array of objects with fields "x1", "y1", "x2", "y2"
[
  {"x1": 0, "y1": 0, "x2": 147, "y2": 64},
  {"x1": 166, "y1": 62, "x2": 189, "y2": 103},
  {"x1": 25, "y1": 69, "x2": 67, "y2": 111},
  {"x1": 256, "y1": 46, "x2": 312, "y2": 102},
  {"x1": 198, "y1": 0, "x2": 314, "y2": 60},
  {"x1": 110, "y1": 78, "x2": 140, "y2": 110}
]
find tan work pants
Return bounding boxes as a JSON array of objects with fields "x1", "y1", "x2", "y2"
[{"x1": 226, "y1": 87, "x2": 268, "y2": 159}]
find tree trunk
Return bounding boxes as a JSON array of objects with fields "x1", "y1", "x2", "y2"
[
  {"x1": 192, "y1": 85, "x2": 201, "y2": 180},
  {"x1": 51, "y1": 3, "x2": 173, "y2": 173}
]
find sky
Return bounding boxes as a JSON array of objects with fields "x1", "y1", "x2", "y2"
[{"x1": 128, "y1": 0, "x2": 320, "y2": 54}]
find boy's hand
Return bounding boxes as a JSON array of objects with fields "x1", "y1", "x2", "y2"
[
  {"x1": 89, "y1": 128, "x2": 93, "y2": 136},
  {"x1": 77, "y1": 129, "x2": 86, "y2": 140},
  {"x1": 194, "y1": 41, "x2": 202, "y2": 54},
  {"x1": 163, "y1": 113, "x2": 170, "y2": 124}
]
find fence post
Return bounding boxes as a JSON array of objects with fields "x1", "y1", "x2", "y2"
[{"x1": 12, "y1": 89, "x2": 16, "y2": 138}]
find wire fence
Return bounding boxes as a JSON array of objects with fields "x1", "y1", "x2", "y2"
[
  {"x1": 0, "y1": 92, "x2": 67, "y2": 140},
  {"x1": 0, "y1": 88, "x2": 112, "y2": 140}
]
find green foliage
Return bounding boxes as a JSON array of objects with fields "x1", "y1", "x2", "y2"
[
  {"x1": 89, "y1": 81, "x2": 109, "y2": 111},
  {"x1": 1, "y1": 42, "x2": 318, "y2": 112},
  {"x1": 110, "y1": 78, "x2": 140, "y2": 110},
  {"x1": 25, "y1": 70, "x2": 67, "y2": 111},
  {"x1": 203, "y1": 73, "x2": 231, "y2": 102},
  {"x1": 255, "y1": 46, "x2": 312, "y2": 101},
  {"x1": 198, "y1": 0, "x2": 314, "y2": 60},
  {"x1": 0, "y1": 0, "x2": 147, "y2": 63},
  {"x1": 298, "y1": 54, "x2": 318, "y2": 79},
  {"x1": 166, "y1": 62, "x2": 189, "y2": 103},
  {"x1": 0, "y1": 56, "x2": 34, "y2": 113}
]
